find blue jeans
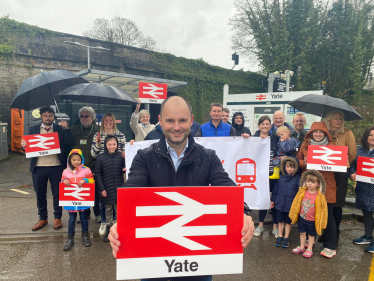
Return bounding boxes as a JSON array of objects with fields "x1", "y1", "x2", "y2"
[
  {"x1": 99, "y1": 197, "x2": 117, "y2": 223},
  {"x1": 141, "y1": 276, "x2": 212, "y2": 281},
  {"x1": 68, "y1": 211, "x2": 88, "y2": 235}
]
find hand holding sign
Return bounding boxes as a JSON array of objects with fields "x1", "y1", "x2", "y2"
[
  {"x1": 63, "y1": 179, "x2": 70, "y2": 186},
  {"x1": 78, "y1": 180, "x2": 85, "y2": 188},
  {"x1": 21, "y1": 139, "x2": 27, "y2": 148},
  {"x1": 60, "y1": 120, "x2": 69, "y2": 129}
]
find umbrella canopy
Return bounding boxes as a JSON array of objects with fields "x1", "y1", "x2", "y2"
[
  {"x1": 288, "y1": 94, "x2": 363, "y2": 121},
  {"x1": 55, "y1": 83, "x2": 138, "y2": 106},
  {"x1": 10, "y1": 69, "x2": 88, "y2": 111}
]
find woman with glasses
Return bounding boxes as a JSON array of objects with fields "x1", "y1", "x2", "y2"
[{"x1": 71, "y1": 106, "x2": 100, "y2": 222}]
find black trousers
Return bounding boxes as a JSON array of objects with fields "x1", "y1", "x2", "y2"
[
  {"x1": 363, "y1": 210, "x2": 374, "y2": 238},
  {"x1": 32, "y1": 166, "x2": 63, "y2": 220},
  {"x1": 323, "y1": 203, "x2": 337, "y2": 250}
]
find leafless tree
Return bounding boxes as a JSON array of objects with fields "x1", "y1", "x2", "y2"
[{"x1": 83, "y1": 17, "x2": 156, "y2": 51}]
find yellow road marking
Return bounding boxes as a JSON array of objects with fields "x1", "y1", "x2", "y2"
[
  {"x1": 369, "y1": 255, "x2": 374, "y2": 281},
  {"x1": 10, "y1": 188, "x2": 30, "y2": 195}
]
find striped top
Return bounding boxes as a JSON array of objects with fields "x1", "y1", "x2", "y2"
[{"x1": 90, "y1": 130, "x2": 126, "y2": 158}]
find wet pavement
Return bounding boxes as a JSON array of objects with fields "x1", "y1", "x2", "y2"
[{"x1": 0, "y1": 153, "x2": 373, "y2": 280}]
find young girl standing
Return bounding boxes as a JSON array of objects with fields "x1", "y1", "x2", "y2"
[
  {"x1": 289, "y1": 170, "x2": 328, "y2": 258},
  {"x1": 95, "y1": 135, "x2": 126, "y2": 242},
  {"x1": 61, "y1": 149, "x2": 94, "y2": 251}
]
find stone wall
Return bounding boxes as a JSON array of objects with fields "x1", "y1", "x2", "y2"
[{"x1": 0, "y1": 17, "x2": 266, "y2": 128}]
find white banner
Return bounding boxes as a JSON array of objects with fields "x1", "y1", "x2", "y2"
[{"x1": 125, "y1": 137, "x2": 271, "y2": 209}]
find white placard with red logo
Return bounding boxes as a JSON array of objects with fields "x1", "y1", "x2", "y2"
[
  {"x1": 125, "y1": 137, "x2": 271, "y2": 210},
  {"x1": 307, "y1": 145, "x2": 348, "y2": 172},
  {"x1": 356, "y1": 156, "x2": 374, "y2": 184},
  {"x1": 23, "y1": 132, "x2": 61, "y2": 158},
  {"x1": 59, "y1": 183, "x2": 95, "y2": 207},
  {"x1": 138, "y1": 82, "x2": 167, "y2": 104},
  {"x1": 116, "y1": 186, "x2": 243, "y2": 280}
]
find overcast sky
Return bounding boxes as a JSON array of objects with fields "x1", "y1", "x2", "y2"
[{"x1": 1, "y1": 0, "x2": 260, "y2": 72}]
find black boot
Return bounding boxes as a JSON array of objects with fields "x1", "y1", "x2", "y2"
[
  {"x1": 103, "y1": 226, "x2": 110, "y2": 242},
  {"x1": 82, "y1": 231, "x2": 92, "y2": 247},
  {"x1": 63, "y1": 234, "x2": 74, "y2": 251}
]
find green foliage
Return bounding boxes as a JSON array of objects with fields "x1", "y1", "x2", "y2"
[
  {"x1": 230, "y1": 0, "x2": 374, "y2": 97},
  {"x1": 0, "y1": 43, "x2": 12, "y2": 58},
  {"x1": 150, "y1": 52, "x2": 266, "y2": 123},
  {"x1": 0, "y1": 15, "x2": 60, "y2": 40}
]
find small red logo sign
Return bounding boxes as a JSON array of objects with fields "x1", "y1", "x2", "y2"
[
  {"x1": 256, "y1": 94, "x2": 267, "y2": 101},
  {"x1": 23, "y1": 132, "x2": 61, "y2": 158}
]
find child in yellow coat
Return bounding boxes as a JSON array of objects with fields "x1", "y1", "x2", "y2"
[{"x1": 289, "y1": 170, "x2": 328, "y2": 258}]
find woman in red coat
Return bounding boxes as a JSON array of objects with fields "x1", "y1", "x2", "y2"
[{"x1": 297, "y1": 121, "x2": 337, "y2": 258}]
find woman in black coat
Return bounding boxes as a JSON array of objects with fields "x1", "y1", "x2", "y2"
[
  {"x1": 95, "y1": 135, "x2": 126, "y2": 241},
  {"x1": 231, "y1": 112, "x2": 251, "y2": 137}
]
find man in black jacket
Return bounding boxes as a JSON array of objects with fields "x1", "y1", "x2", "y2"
[
  {"x1": 21, "y1": 106, "x2": 74, "y2": 231},
  {"x1": 109, "y1": 96, "x2": 254, "y2": 281}
]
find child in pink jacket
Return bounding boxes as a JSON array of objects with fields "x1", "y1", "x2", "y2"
[{"x1": 61, "y1": 149, "x2": 94, "y2": 251}]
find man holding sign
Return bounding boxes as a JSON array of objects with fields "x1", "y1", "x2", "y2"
[
  {"x1": 21, "y1": 106, "x2": 74, "y2": 231},
  {"x1": 109, "y1": 96, "x2": 254, "y2": 280}
]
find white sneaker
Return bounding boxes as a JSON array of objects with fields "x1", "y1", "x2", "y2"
[
  {"x1": 254, "y1": 226, "x2": 264, "y2": 236},
  {"x1": 99, "y1": 222, "x2": 107, "y2": 236},
  {"x1": 272, "y1": 228, "x2": 279, "y2": 238}
]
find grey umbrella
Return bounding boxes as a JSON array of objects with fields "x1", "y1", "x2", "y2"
[
  {"x1": 54, "y1": 83, "x2": 138, "y2": 114},
  {"x1": 10, "y1": 69, "x2": 88, "y2": 112},
  {"x1": 288, "y1": 94, "x2": 363, "y2": 121}
]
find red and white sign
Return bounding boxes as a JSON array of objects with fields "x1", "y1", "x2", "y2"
[
  {"x1": 23, "y1": 132, "x2": 61, "y2": 158},
  {"x1": 59, "y1": 183, "x2": 95, "y2": 207},
  {"x1": 255, "y1": 94, "x2": 267, "y2": 101},
  {"x1": 116, "y1": 186, "x2": 244, "y2": 280},
  {"x1": 307, "y1": 145, "x2": 348, "y2": 172},
  {"x1": 139, "y1": 82, "x2": 167, "y2": 104},
  {"x1": 356, "y1": 156, "x2": 374, "y2": 184}
]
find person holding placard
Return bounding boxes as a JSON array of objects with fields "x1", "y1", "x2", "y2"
[
  {"x1": 61, "y1": 149, "x2": 94, "y2": 251},
  {"x1": 350, "y1": 126, "x2": 374, "y2": 253},
  {"x1": 296, "y1": 121, "x2": 337, "y2": 258},
  {"x1": 130, "y1": 99, "x2": 156, "y2": 142},
  {"x1": 109, "y1": 96, "x2": 254, "y2": 281},
  {"x1": 325, "y1": 111, "x2": 357, "y2": 244},
  {"x1": 21, "y1": 106, "x2": 73, "y2": 231}
]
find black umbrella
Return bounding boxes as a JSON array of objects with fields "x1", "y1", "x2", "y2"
[
  {"x1": 10, "y1": 69, "x2": 88, "y2": 112},
  {"x1": 54, "y1": 83, "x2": 138, "y2": 114},
  {"x1": 288, "y1": 94, "x2": 363, "y2": 121}
]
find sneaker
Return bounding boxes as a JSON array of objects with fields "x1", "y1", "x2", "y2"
[
  {"x1": 272, "y1": 228, "x2": 279, "y2": 238},
  {"x1": 365, "y1": 242, "x2": 374, "y2": 253},
  {"x1": 276, "y1": 237, "x2": 283, "y2": 247},
  {"x1": 254, "y1": 226, "x2": 264, "y2": 237},
  {"x1": 320, "y1": 248, "x2": 336, "y2": 258},
  {"x1": 282, "y1": 238, "x2": 289, "y2": 248},
  {"x1": 96, "y1": 215, "x2": 101, "y2": 223},
  {"x1": 99, "y1": 223, "x2": 107, "y2": 236},
  {"x1": 353, "y1": 236, "x2": 373, "y2": 245}
]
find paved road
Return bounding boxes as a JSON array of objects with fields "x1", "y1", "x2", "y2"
[{"x1": 1, "y1": 153, "x2": 373, "y2": 280}]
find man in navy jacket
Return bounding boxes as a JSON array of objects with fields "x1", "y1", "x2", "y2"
[
  {"x1": 108, "y1": 96, "x2": 254, "y2": 281},
  {"x1": 21, "y1": 106, "x2": 74, "y2": 231}
]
